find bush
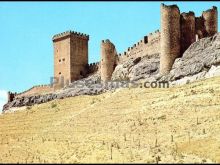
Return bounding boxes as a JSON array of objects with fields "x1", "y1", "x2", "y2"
[{"x1": 51, "y1": 103, "x2": 57, "y2": 108}]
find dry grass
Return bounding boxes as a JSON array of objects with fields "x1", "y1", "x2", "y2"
[{"x1": 1, "y1": 76, "x2": 220, "y2": 163}]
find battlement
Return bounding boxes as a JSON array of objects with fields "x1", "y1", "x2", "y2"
[
  {"x1": 86, "y1": 62, "x2": 100, "y2": 74},
  {"x1": 203, "y1": 6, "x2": 217, "y2": 14},
  {"x1": 148, "y1": 30, "x2": 160, "y2": 43},
  {"x1": 101, "y1": 39, "x2": 115, "y2": 46},
  {"x1": 181, "y1": 11, "x2": 195, "y2": 17},
  {"x1": 161, "y1": 3, "x2": 180, "y2": 12},
  {"x1": 88, "y1": 62, "x2": 100, "y2": 67},
  {"x1": 52, "y1": 30, "x2": 89, "y2": 42},
  {"x1": 102, "y1": 39, "x2": 111, "y2": 43},
  {"x1": 117, "y1": 29, "x2": 161, "y2": 62}
]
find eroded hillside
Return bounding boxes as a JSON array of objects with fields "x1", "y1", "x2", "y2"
[{"x1": 0, "y1": 76, "x2": 220, "y2": 163}]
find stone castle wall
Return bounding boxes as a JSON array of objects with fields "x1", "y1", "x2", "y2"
[
  {"x1": 15, "y1": 85, "x2": 53, "y2": 98},
  {"x1": 7, "y1": 84, "x2": 53, "y2": 102},
  {"x1": 117, "y1": 30, "x2": 161, "y2": 64},
  {"x1": 159, "y1": 4, "x2": 218, "y2": 75},
  {"x1": 202, "y1": 6, "x2": 218, "y2": 37},
  {"x1": 87, "y1": 62, "x2": 100, "y2": 74},
  {"x1": 180, "y1": 12, "x2": 196, "y2": 55}
]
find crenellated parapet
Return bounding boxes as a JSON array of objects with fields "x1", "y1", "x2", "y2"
[
  {"x1": 87, "y1": 62, "x2": 100, "y2": 74},
  {"x1": 53, "y1": 29, "x2": 89, "y2": 87},
  {"x1": 116, "y1": 29, "x2": 161, "y2": 64},
  {"x1": 148, "y1": 30, "x2": 160, "y2": 43},
  {"x1": 52, "y1": 30, "x2": 89, "y2": 42}
]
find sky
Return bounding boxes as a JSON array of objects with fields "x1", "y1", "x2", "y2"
[{"x1": 0, "y1": 1, "x2": 219, "y2": 112}]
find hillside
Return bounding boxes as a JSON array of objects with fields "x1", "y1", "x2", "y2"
[{"x1": 1, "y1": 76, "x2": 220, "y2": 163}]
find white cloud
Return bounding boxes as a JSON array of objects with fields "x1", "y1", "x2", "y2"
[{"x1": 0, "y1": 90, "x2": 8, "y2": 113}]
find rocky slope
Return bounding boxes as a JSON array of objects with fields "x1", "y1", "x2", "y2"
[
  {"x1": 1, "y1": 76, "x2": 220, "y2": 163},
  {"x1": 3, "y1": 33, "x2": 220, "y2": 112}
]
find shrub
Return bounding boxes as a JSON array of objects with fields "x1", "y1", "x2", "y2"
[{"x1": 51, "y1": 103, "x2": 57, "y2": 108}]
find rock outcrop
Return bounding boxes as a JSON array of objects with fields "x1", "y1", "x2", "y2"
[
  {"x1": 112, "y1": 54, "x2": 160, "y2": 81},
  {"x1": 166, "y1": 33, "x2": 220, "y2": 81}
]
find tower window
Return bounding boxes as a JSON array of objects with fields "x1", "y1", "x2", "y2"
[
  {"x1": 59, "y1": 72, "x2": 61, "y2": 75},
  {"x1": 59, "y1": 59, "x2": 61, "y2": 62},
  {"x1": 62, "y1": 58, "x2": 65, "y2": 61}
]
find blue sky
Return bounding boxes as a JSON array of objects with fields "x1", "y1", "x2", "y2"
[{"x1": 0, "y1": 1, "x2": 219, "y2": 111}]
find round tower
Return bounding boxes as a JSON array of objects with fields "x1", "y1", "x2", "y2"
[
  {"x1": 180, "y1": 12, "x2": 196, "y2": 55},
  {"x1": 160, "y1": 4, "x2": 181, "y2": 75},
  {"x1": 101, "y1": 39, "x2": 117, "y2": 81},
  {"x1": 202, "y1": 6, "x2": 218, "y2": 37}
]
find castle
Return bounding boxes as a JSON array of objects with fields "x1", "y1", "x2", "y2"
[{"x1": 7, "y1": 3, "x2": 218, "y2": 102}]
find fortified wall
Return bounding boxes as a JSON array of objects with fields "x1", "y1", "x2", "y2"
[
  {"x1": 6, "y1": 4, "x2": 218, "y2": 104},
  {"x1": 7, "y1": 85, "x2": 53, "y2": 103},
  {"x1": 87, "y1": 62, "x2": 100, "y2": 75},
  {"x1": 117, "y1": 30, "x2": 161, "y2": 63},
  {"x1": 160, "y1": 4, "x2": 218, "y2": 75}
]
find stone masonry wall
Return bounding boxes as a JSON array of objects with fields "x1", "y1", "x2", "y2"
[
  {"x1": 202, "y1": 6, "x2": 218, "y2": 37},
  {"x1": 101, "y1": 39, "x2": 117, "y2": 81},
  {"x1": 118, "y1": 30, "x2": 161, "y2": 64},
  {"x1": 160, "y1": 4, "x2": 181, "y2": 75},
  {"x1": 87, "y1": 62, "x2": 100, "y2": 74},
  {"x1": 159, "y1": 4, "x2": 218, "y2": 75},
  {"x1": 7, "y1": 85, "x2": 54, "y2": 101},
  {"x1": 53, "y1": 31, "x2": 89, "y2": 89},
  {"x1": 180, "y1": 12, "x2": 196, "y2": 55}
]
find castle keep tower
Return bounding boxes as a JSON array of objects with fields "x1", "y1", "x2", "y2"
[
  {"x1": 160, "y1": 4, "x2": 181, "y2": 75},
  {"x1": 52, "y1": 31, "x2": 89, "y2": 88},
  {"x1": 202, "y1": 6, "x2": 218, "y2": 37},
  {"x1": 101, "y1": 39, "x2": 117, "y2": 81},
  {"x1": 180, "y1": 12, "x2": 196, "y2": 55}
]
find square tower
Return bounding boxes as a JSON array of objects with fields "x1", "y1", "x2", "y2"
[{"x1": 52, "y1": 31, "x2": 89, "y2": 88}]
